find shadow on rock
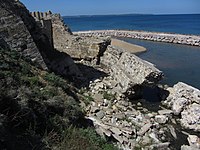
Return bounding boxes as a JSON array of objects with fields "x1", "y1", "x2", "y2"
[
  {"x1": 75, "y1": 63, "x2": 108, "y2": 88},
  {"x1": 129, "y1": 85, "x2": 170, "y2": 112}
]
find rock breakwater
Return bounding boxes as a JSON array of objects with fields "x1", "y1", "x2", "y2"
[{"x1": 74, "y1": 30, "x2": 200, "y2": 47}]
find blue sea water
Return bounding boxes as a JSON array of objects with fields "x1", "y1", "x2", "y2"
[
  {"x1": 63, "y1": 14, "x2": 200, "y2": 89},
  {"x1": 64, "y1": 14, "x2": 200, "y2": 35},
  {"x1": 120, "y1": 38, "x2": 200, "y2": 89}
]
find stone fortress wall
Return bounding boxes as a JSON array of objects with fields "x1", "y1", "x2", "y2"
[
  {"x1": 30, "y1": 11, "x2": 54, "y2": 47},
  {"x1": 31, "y1": 11, "x2": 111, "y2": 63},
  {"x1": 0, "y1": 0, "x2": 82, "y2": 78}
]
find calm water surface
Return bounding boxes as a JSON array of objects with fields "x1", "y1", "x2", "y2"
[
  {"x1": 64, "y1": 14, "x2": 200, "y2": 35},
  {"x1": 120, "y1": 38, "x2": 200, "y2": 89}
]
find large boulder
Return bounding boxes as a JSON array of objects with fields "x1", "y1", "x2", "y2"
[
  {"x1": 163, "y1": 82, "x2": 200, "y2": 131},
  {"x1": 181, "y1": 103, "x2": 200, "y2": 131},
  {"x1": 101, "y1": 46, "x2": 163, "y2": 96}
]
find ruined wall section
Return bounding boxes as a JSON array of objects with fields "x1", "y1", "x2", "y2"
[
  {"x1": 0, "y1": 0, "x2": 47, "y2": 69},
  {"x1": 30, "y1": 11, "x2": 72, "y2": 44},
  {"x1": 30, "y1": 11, "x2": 111, "y2": 63},
  {"x1": 0, "y1": 1, "x2": 83, "y2": 79}
]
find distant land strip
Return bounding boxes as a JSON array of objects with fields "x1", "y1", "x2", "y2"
[{"x1": 74, "y1": 30, "x2": 200, "y2": 47}]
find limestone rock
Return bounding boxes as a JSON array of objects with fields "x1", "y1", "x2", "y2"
[
  {"x1": 137, "y1": 123, "x2": 152, "y2": 136},
  {"x1": 110, "y1": 127, "x2": 122, "y2": 135},
  {"x1": 187, "y1": 135, "x2": 200, "y2": 149},
  {"x1": 163, "y1": 82, "x2": 200, "y2": 108},
  {"x1": 112, "y1": 134, "x2": 124, "y2": 144},
  {"x1": 150, "y1": 142, "x2": 170, "y2": 150},
  {"x1": 181, "y1": 145, "x2": 199, "y2": 150},
  {"x1": 0, "y1": 1, "x2": 83, "y2": 79},
  {"x1": 51, "y1": 18, "x2": 111, "y2": 62},
  {"x1": 155, "y1": 115, "x2": 168, "y2": 124},
  {"x1": 172, "y1": 98, "x2": 189, "y2": 115},
  {"x1": 163, "y1": 82, "x2": 200, "y2": 131},
  {"x1": 158, "y1": 109, "x2": 173, "y2": 115},
  {"x1": 168, "y1": 125, "x2": 177, "y2": 139},
  {"x1": 181, "y1": 103, "x2": 200, "y2": 131},
  {"x1": 90, "y1": 106, "x2": 100, "y2": 113},
  {"x1": 100, "y1": 127, "x2": 112, "y2": 137},
  {"x1": 96, "y1": 110, "x2": 105, "y2": 119},
  {"x1": 75, "y1": 30, "x2": 200, "y2": 47}
]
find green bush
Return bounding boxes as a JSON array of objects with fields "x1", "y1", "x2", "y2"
[
  {"x1": 39, "y1": 86, "x2": 59, "y2": 98},
  {"x1": 21, "y1": 76, "x2": 40, "y2": 86},
  {"x1": 21, "y1": 62, "x2": 32, "y2": 75},
  {"x1": 83, "y1": 95, "x2": 94, "y2": 106},
  {"x1": 103, "y1": 91, "x2": 116, "y2": 101},
  {"x1": 44, "y1": 72, "x2": 65, "y2": 86},
  {"x1": 0, "y1": 48, "x2": 118, "y2": 150}
]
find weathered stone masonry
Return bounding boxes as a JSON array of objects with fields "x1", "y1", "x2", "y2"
[
  {"x1": 0, "y1": 0, "x2": 47, "y2": 69},
  {"x1": 0, "y1": 1, "x2": 82, "y2": 78},
  {"x1": 30, "y1": 11, "x2": 54, "y2": 48}
]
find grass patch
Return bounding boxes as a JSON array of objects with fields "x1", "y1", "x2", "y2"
[
  {"x1": 83, "y1": 95, "x2": 94, "y2": 106},
  {"x1": 0, "y1": 48, "x2": 118, "y2": 150},
  {"x1": 103, "y1": 91, "x2": 116, "y2": 101},
  {"x1": 59, "y1": 126, "x2": 118, "y2": 150}
]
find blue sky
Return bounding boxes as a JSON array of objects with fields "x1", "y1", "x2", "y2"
[{"x1": 21, "y1": 0, "x2": 200, "y2": 16}]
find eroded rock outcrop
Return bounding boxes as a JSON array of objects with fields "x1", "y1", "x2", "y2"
[
  {"x1": 163, "y1": 82, "x2": 200, "y2": 131},
  {"x1": 101, "y1": 46, "x2": 163, "y2": 96}
]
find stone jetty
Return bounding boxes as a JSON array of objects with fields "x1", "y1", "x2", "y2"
[{"x1": 74, "y1": 30, "x2": 200, "y2": 47}]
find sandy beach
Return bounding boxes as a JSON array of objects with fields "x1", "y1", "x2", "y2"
[{"x1": 111, "y1": 38, "x2": 146, "y2": 53}]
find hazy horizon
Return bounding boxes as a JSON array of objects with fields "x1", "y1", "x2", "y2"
[
  {"x1": 20, "y1": 0, "x2": 200, "y2": 16},
  {"x1": 63, "y1": 13, "x2": 200, "y2": 17}
]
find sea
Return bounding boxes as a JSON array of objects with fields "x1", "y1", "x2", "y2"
[
  {"x1": 64, "y1": 14, "x2": 200, "y2": 35},
  {"x1": 63, "y1": 14, "x2": 200, "y2": 89}
]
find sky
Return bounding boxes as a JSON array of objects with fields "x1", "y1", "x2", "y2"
[{"x1": 20, "y1": 0, "x2": 200, "y2": 16}]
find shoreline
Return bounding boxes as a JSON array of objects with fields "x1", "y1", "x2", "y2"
[
  {"x1": 111, "y1": 38, "x2": 147, "y2": 53},
  {"x1": 74, "y1": 30, "x2": 200, "y2": 47}
]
